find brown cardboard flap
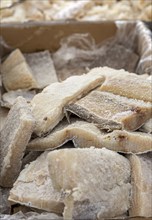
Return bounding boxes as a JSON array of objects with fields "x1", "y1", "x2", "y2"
[{"x1": 0, "y1": 21, "x2": 117, "y2": 53}]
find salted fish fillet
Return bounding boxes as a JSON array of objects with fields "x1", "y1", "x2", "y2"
[
  {"x1": 31, "y1": 68, "x2": 105, "y2": 136},
  {"x1": 0, "y1": 97, "x2": 35, "y2": 187},
  {"x1": 128, "y1": 153, "x2": 152, "y2": 217},
  {"x1": 1, "y1": 49, "x2": 37, "y2": 91},
  {"x1": 47, "y1": 148, "x2": 131, "y2": 219},
  {"x1": 27, "y1": 119, "x2": 152, "y2": 154},
  {"x1": 98, "y1": 67, "x2": 152, "y2": 102},
  {"x1": 9, "y1": 151, "x2": 64, "y2": 214},
  {"x1": 24, "y1": 50, "x2": 58, "y2": 89},
  {"x1": 2, "y1": 89, "x2": 36, "y2": 108},
  {"x1": 27, "y1": 119, "x2": 102, "y2": 151},
  {"x1": 66, "y1": 90, "x2": 152, "y2": 131}
]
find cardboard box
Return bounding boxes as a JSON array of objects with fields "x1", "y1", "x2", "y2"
[
  {"x1": 0, "y1": 21, "x2": 151, "y2": 219},
  {"x1": 0, "y1": 20, "x2": 151, "y2": 75}
]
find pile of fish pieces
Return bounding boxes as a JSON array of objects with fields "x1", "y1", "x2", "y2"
[{"x1": 0, "y1": 51, "x2": 152, "y2": 219}]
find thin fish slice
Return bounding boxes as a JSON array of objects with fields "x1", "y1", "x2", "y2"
[
  {"x1": 27, "y1": 119, "x2": 152, "y2": 154},
  {"x1": 99, "y1": 67, "x2": 152, "y2": 102},
  {"x1": 9, "y1": 151, "x2": 64, "y2": 214},
  {"x1": 24, "y1": 50, "x2": 58, "y2": 89},
  {"x1": 66, "y1": 90, "x2": 152, "y2": 131},
  {"x1": 31, "y1": 68, "x2": 105, "y2": 136},
  {"x1": 0, "y1": 97, "x2": 35, "y2": 187},
  {"x1": 27, "y1": 118, "x2": 102, "y2": 151}
]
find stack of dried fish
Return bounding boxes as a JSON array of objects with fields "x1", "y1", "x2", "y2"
[
  {"x1": 0, "y1": 0, "x2": 152, "y2": 22},
  {"x1": 0, "y1": 45, "x2": 152, "y2": 220}
]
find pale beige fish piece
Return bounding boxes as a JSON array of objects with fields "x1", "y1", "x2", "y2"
[
  {"x1": 27, "y1": 119, "x2": 102, "y2": 151},
  {"x1": 1, "y1": 49, "x2": 38, "y2": 91},
  {"x1": 140, "y1": 75, "x2": 152, "y2": 133},
  {"x1": 0, "y1": 97, "x2": 35, "y2": 187},
  {"x1": 9, "y1": 151, "x2": 64, "y2": 214},
  {"x1": 0, "y1": 107, "x2": 9, "y2": 131},
  {"x1": 99, "y1": 68, "x2": 151, "y2": 102},
  {"x1": 24, "y1": 50, "x2": 58, "y2": 89},
  {"x1": 128, "y1": 153, "x2": 152, "y2": 217},
  {"x1": 102, "y1": 130, "x2": 152, "y2": 154},
  {"x1": 139, "y1": 118, "x2": 152, "y2": 133},
  {"x1": 2, "y1": 89, "x2": 36, "y2": 108},
  {"x1": 31, "y1": 68, "x2": 105, "y2": 136},
  {"x1": 66, "y1": 90, "x2": 152, "y2": 131},
  {"x1": 47, "y1": 148, "x2": 131, "y2": 220},
  {"x1": 27, "y1": 119, "x2": 152, "y2": 154}
]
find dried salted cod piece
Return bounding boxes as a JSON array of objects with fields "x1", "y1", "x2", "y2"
[
  {"x1": 27, "y1": 118, "x2": 102, "y2": 151},
  {"x1": 139, "y1": 118, "x2": 152, "y2": 133},
  {"x1": 99, "y1": 67, "x2": 151, "y2": 102},
  {"x1": 9, "y1": 151, "x2": 64, "y2": 214},
  {"x1": 31, "y1": 68, "x2": 105, "y2": 136},
  {"x1": 27, "y1": 118, "x2": 152, "y2": 154},
  {"x1": 101, "y1": 130, "x2": 152, "y2": 154},
  {"x1": 0, "y1": 107, "x2": 9, "y2": 131},
  {"x1": 24, "y1": 50, "x2": 58, "y2": 88},
  {"x1": 1, "y1": 49, "x2": 37, "y2": 91},
  {"x1": 2, "y1": 90, "x2": 36, "y2": 108},
  {"x1": 0, "y1": 97, "x2": 35, "y2": 187},
  {"x1": 66, "y1": 90, "x2": 152, "y2": 131},
  {"x1": 128, "y1": 153, "x2": 152, "y2": 217},
  {"x1": 47, "y1": 148, "x2": 131, "y2": 220}
]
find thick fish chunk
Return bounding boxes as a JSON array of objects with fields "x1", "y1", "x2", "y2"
[
  {"x1": 99, "y1": 68, "x2": 151, "y2": 102},
  {"x1": 27, "y1": 119, "x2": 152, "y2": 154},
  {"x1": 31, "y1": 68, "x2": 105, "y2": 136},
  {"x1": 2, "y1": 90, "x2": 36, "y2": 108},
  {"x1": 1, "y1": 49, "x2": 37, "y2": 91},
  {"x1": 47, "y1": 148, "x2": 131, "y2": 220},
  {"x1": 9, "y1": 152, "x2": 64, "y2": 214},
  {"x1": 0, "y1": 97, "x2": 35, "y2": 187},
  {"x1": 66, "y1": 90, "x2": 152, "y2": 131},
  {"x1": 129, "y1": 153, "x2": 152, "y2": 217},
  {"x1": 24, "y1": 50, "x2": 58, "y2": 88}
]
